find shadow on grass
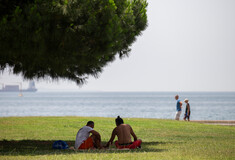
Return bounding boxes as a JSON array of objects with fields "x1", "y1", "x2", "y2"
[{"x1": 0, "y1": 140, "x2": 168, "y2": 156}]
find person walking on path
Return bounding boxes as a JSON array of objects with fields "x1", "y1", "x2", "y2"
[
  {"x1": 183, "y1": 99, "x2": 191, "y2": 121},
  {"x1": 74, "y1": 121, "x2": 102, "y2": 149},
  {"x1": 105, "y1": 116, "x2": 142, "y2": 149},
  {"x1": 175, "y1": 95, "x2": 182, "y2": 120}
]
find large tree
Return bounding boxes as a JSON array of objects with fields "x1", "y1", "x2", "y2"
[{"x1": 0, "y1": 0, "x2": 148, "y2": 84}]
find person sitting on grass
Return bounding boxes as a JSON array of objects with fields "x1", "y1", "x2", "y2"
[
  {"x1": 74, "y1": 121, "x2": 102, "y2": 149},
  {"x1": 105, "y1": 116, "x2": 142, "y2": 149}
]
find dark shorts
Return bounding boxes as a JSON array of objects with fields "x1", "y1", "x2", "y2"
[{"x1": 184, "y1": 112, "x2": 190, "y2": 118}]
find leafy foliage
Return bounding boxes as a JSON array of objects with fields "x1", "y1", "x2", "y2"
[{"x1": 0, "y1": 0, "x2": 148, "y2": 84}]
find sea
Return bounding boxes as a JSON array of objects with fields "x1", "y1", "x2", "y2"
[{"x1": 0, "y1": 92, "x2": 235, "y2": 120}]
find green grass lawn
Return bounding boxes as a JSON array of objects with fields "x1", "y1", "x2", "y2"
[{"x1": 0, "y1": 117, "x2": 234, "y2": 160}]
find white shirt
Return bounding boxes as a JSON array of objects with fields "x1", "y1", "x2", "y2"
[{"x1": 75, "y1": 126, "x2": 93, "y2": 149}]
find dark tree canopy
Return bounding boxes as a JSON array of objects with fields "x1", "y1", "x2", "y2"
[{"x1": 0, "y1": 0, "x2": 148, "y2": 84}]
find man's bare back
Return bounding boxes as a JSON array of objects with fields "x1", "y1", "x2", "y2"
[
  {"x1": 115, "y1": 124, "x2": 133, "y2": 144},
  {"x1": 106, "y1": 116, "x2": 141, "y2": 149}
]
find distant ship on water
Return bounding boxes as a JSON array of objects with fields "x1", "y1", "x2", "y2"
[{"x1": 0, "y1": 81, "x2": 37, "y2": 92}]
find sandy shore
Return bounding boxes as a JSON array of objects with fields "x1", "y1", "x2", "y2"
[{"x1": 191, "y1": 120, "x2": 235, "y2": 126}]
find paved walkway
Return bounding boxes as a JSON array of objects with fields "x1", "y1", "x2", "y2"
[{"x1": 191, "y1": 120, "x2": 235, "y2": 126}]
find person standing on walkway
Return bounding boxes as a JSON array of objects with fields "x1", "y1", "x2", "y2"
[
  {"x1": 183, "y1": 99, "x2": 191, "y2": 121},
  {"x1": 175, "y1": 95, "x2": 182, "y2": 120}
]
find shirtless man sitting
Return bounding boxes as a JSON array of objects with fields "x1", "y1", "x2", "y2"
[
  {"x1": 105, "y1": 116, "x2": 142, "y2": 149},
  {"x1": 74, "y1": 121, "x2": 102, "y2": 149}
]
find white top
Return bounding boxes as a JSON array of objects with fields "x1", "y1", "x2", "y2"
[{"x1": 75, "y1": 126, "x2": 93, "y2": 149}]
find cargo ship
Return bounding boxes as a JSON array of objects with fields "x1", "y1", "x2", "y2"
[{"x1": 0, "y1": 81, "x2": 37, "y2": 92}]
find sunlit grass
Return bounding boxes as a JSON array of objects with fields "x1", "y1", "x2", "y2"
[{"x1": 0, "y1": 117, "x2": 234, "y2": 159}]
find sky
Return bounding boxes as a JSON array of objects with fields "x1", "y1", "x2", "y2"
[{"x1": 1, "y1": 0, "x2": 235, "y2": 92}]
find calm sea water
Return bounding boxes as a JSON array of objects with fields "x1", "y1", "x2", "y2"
[{"x1": 0, "y1": 92, "x2": 234, "y2": 120}]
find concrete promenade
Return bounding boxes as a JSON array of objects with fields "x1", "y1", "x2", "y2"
[{"x1": 191, "y1": 120, "x2": 235, "y2": 126}]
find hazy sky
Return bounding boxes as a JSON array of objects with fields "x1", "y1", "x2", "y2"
[{"x1": 1, "y1": 0, "x2": 235, "y2": 92}]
